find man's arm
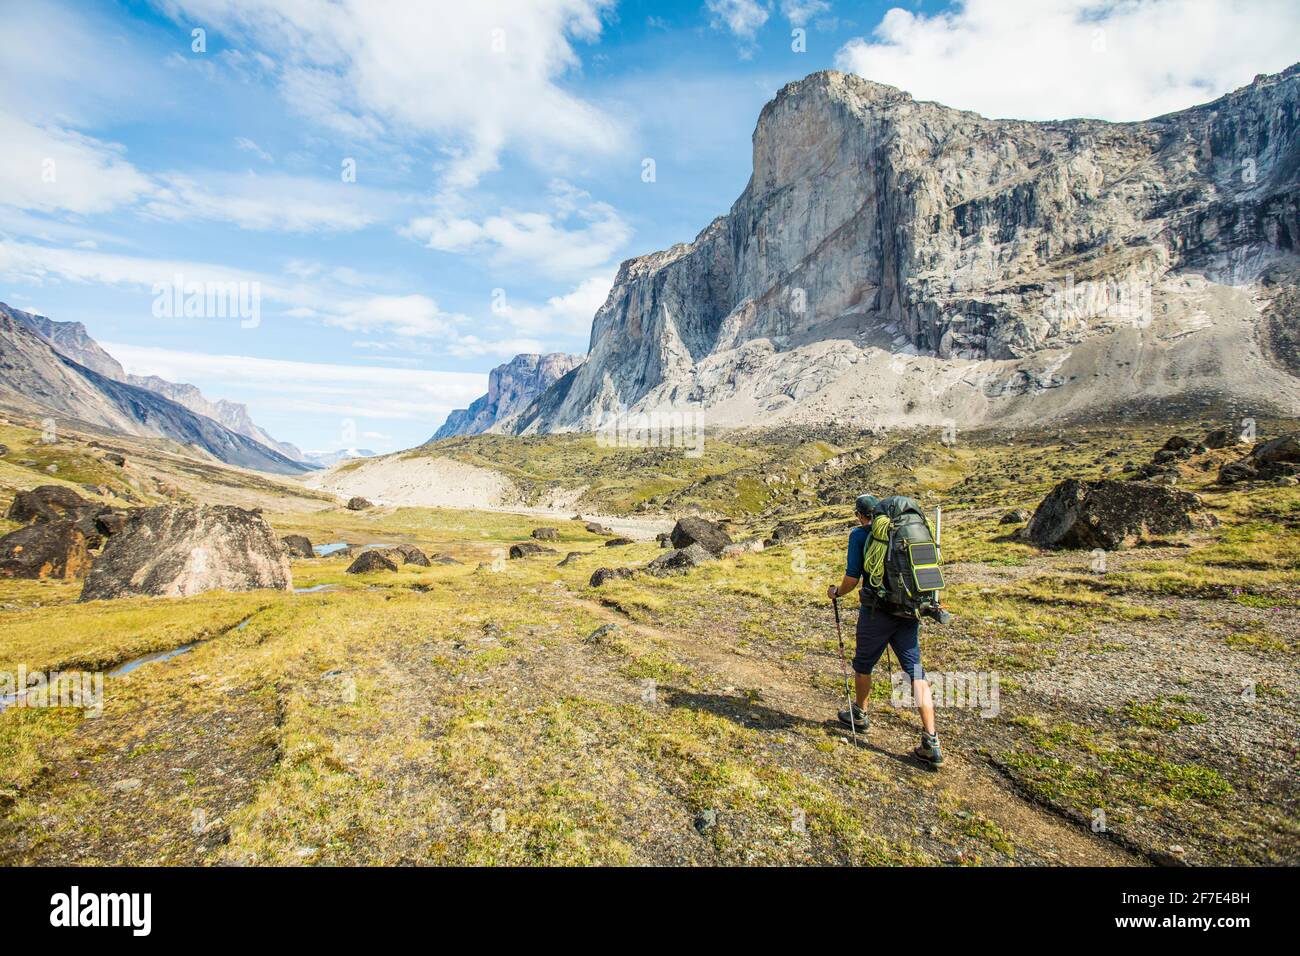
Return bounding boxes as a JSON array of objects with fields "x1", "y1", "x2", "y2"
[{"x1": 828, "y1": 575, "x2": 860, "y2": 600}]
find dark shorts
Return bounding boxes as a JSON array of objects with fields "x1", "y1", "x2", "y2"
[{"x1": 854, "y1": 603, "x2": 925, "y2": 680}]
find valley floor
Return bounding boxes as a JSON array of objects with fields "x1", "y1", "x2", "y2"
[{"x1": 0, "y1": 421, "x2": 1296, "y2": 865}]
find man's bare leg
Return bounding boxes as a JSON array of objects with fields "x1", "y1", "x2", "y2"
[
  {"x1": 913, "y1": 678, "x2": 937, "y2": 735},
  {"x1": 854, "y1": 672, "x2": 872, "y2": 709}
]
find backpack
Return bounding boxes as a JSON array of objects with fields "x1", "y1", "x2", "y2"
[{"x1": 863, "y1": 495, "x2": 945, "y2": 616}]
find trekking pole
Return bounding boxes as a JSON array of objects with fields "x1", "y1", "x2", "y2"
[{"x1": 831, "y1": 597, "x2": 859, "y2": 745}]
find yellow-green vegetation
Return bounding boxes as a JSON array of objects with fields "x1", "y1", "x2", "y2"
[{"x1": 2, "y1": 418, "x2": 1298, "y2": 865}]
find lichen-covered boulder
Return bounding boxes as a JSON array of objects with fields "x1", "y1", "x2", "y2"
[
  {"x1": 282, "y1": 534, "x2": 315, "y2": 558},
  {"x1": 509, "y1": 542, "x2": 556, "y2": 559},
  {"x1": 346, "y1": 550, "x2": 398, "y2": 574},
  {"x1": 531, "y1": 527, "x2": 559, "y2": 541},
  {"x1": 1026, "y1": 479, "x2": 1214, "y2": 550},
  {"x1": 80, "y1": 506, "x2": 291, "y2": 601},
  {"x1": 381, "y1": 544, "x2": 431, "y2": 566},
  {"x1": 7, "y1": 484, "x2": 87, "y2": 523},
  {"x1": 668, "y1": 516, "x2": 733, "y2": 557},
  {"x1": 345, "y1": 496, "x2": 373, "y2": 511},
  {"x1": 0, "y1": 520, "x2": 91, "y2": 580}
]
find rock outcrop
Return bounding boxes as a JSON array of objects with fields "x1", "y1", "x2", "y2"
[
  {"x1": 1026, "y1": 479, "x2": 1214, "y2": 550},
  {"x1": 1218, "y1": 432, "x2": 1300, "y2": 483},
  {"x1": 346, "y1": 550, "x2": 398, "y2": 574},
  {"x1": 80, "y1": 506, "x2": 292, "y2": 600},
  {"x1": 432, "y1": 353, "x2": 583, "y2": 440},
  {"x1": 669, "y1": 516, "x2": 733, "y2": 557},
  {"x1": 509, "y1": 67, "x2": 1300, "y2": 435},
  {"x1": 0, "y1": 520, "x2": 91, "y2": 579},
  {"x1": 282, "y1": 534, "x2": 315, "y2": 558}
]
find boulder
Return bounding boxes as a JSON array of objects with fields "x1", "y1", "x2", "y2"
[
  {"x1": 345, "y1": 496, "x2": 373, "y2": 511},
  {"x1": 1202, "y1": 428, "x2": 1235, "y2": 449},
  {"x1": 0, "y1": 520, "x2": 91, "y2": 580},
  {"x1": 999, "y1": 508, "x2": 1032, "y2": 525},
  {"x1": 346, "y1": 550, "x2": 398, "y2": 574},
  {"x1": 589, "y1": 567, "x2": 635, "y2": 587},
  {"x1": 1160, "y1": 435, "x2": 1194, "y2": 453},
  {"x1": 7, "y1": 484, "x2": 87, "y2": 523},
  {"x1": 509, "y1": 542, "x2": 556, "y2": 559},
  {"x1": 585, "y1": 521, "x2": 613, "y2": 536},
  {"x1": 382, "y1": 544, "x2": 431, "y2": 566},
  {"x1": 430, "y1": 554, "x2": 462, "y2": 565},
  {"x1": 669, "y1": 516, "x2": 733, "y2": 557},
  {"x1": 531, "y1": 527, "x2": 559, "y2": 541},
  {"x1": 103, "y1": 452, "x2": 126, "y2": 467},
  {"x1": 557, "y1": 551, "x2": 584, "y2": 567},
  {"x1": 80, "y1": 506, "x2": 292, "y2": 601},
  {"x1": 604, "y1": 537, "x2": 634, "y2": 547},
  {"x1": 1251, "y1": 433, "x2": 1300, "y2": 466},
  {"x1": 0, "y1": 443, "x2": 8, "y2": 457},
  {"x1": 765, "y1": 521, "x2": 803, "y2": 546},
  {"x1": 656, "y1": 532, "x2": 672, "y2": 548},
  {"x1": 282, "y1": 534, "x2": 315, "y2": 558},
  {"x1": 1025, "y1": 479, "x2": 1214, "y2": 550},
  {"x1": 646, "y1": 543, "x2": 714, "y2": 575}
]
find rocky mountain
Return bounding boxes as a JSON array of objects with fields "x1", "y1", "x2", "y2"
[
  {"x1": 512, "y1": 66, "x2": 1300, "y2": 434},
  {"x1": 1, "y1": 303, "x2": 306, "y2": 463},
  {"x1": 431, "y1": 352, "x2": 583, "y2": 440},
  {"x1": 123, "y1": 373, "x2": 304, "y2": 463},
  {"x1": 0, "y1": 307, "x2": 308, "y2": 475}
]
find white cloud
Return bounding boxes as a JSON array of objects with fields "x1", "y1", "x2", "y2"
[
  {"x1": 780, "y1": 1, "x2": 829, "y2": 27},
  {"x1": 834, "y1": 0, "x2": 1300, "y2": 121},
  {"x1": 707, "y1": 0, "x2": 771, "y2": 40},
  {"x1": 0, "y1": 111, "x2": 154, "y2": 216},
  {"x1": 161, "y1": 0, "x2": 626, "y2": 191},
  {"x1": 402, "y1": 181, "x2": 630, "y2": 277},
  {"x1": 143, "y1": 171, "x2": 395, "y2": 233},
  {"x1": 234, "y1": 137, "x2": 274, "y2": 162},
  {"x1": 495, "y1": 272, "x2": 613, "y2": 341},
  {"x1": 102, "y1": 342, "x2": 485, "y2": 423}
]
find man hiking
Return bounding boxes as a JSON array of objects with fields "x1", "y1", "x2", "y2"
[{"x1": 827, "y1": 493, "x2": 943, "y2": 767}]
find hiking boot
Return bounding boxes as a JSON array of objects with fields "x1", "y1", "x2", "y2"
[
  {"x1": 837, "y1": 704, "x2": 868, "y2": 732},
  {"x1": 914, "y1": 731, "x2": 943, "y2": 767}
]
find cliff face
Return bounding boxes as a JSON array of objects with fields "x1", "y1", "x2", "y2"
[
  {"x1": 431, "y1": 352, "x2": 583, "y2": 440},
  {"x1": 515, "y1": 66, "x2": 1300, "y2": 432}
]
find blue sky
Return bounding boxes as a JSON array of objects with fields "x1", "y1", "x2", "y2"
[{"x1": 2, "y1": 0, "x2": 1296, "y2": 454}]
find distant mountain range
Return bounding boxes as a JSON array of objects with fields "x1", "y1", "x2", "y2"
[
  {"x1": 430, "y1": 352, "x2": 583, "y2": 440},
  {"x1": 0, "y1": 302, "x2": 309, "y2": 475}
]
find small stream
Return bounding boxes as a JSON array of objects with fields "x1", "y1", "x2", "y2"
[{"x1": 1, "y1": 616, "x2": 255, "y2": 713}]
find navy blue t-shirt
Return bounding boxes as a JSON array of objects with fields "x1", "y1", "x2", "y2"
[{"x1": 846, "y1": 525, "x2": 869, "y2": 580}]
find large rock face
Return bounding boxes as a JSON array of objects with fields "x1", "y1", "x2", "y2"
[
  {"x1": 1026, "y1": 479, "x2": 1212, "y2": 549},
  {"x1": 432, "y1": 353, "x2": 583, "y2": 439},
  {"x1": 511, "y1": 67, "x2": 1300, "y2": 434},
  {"x1": 80, "y1": 506, "x2": 292, "y2": 601}
]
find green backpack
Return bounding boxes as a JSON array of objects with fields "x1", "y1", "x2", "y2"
[{"x1": 864, "y1": 495, "x2": 946, "y2": 616}]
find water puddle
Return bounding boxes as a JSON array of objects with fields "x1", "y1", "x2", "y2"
[
  {"x1": 293, "y1": 584, "x2": 340, "y2": 594},
  {"x1": 313, "y1": 542, "x2": 350, "y2": 556},
  {"x1": 109, "y1": 643, "x2": 197, "y2": 677}
]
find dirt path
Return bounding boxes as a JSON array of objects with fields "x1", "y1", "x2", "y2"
[{"x1": 569, "y1": 592, "x2": 1139, "y2": 866}]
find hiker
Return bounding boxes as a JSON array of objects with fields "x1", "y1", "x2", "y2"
[{"x1": 827, "y1": 494, "x2": 943, "y2": 767}]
